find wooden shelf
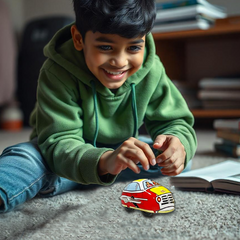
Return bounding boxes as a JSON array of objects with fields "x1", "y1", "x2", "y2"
[
  {"x1": 152, "y1": 16, "x2": 240, "y2": 40},
  {"x1": 191, "y1": 109, "x2": 240, "y2": 118},
  {"x1": 152, "y1": 16, "x2": 240, "y2": 119}
]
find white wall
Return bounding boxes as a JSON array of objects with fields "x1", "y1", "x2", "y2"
[
  {"x1": 5, "y1": 0, "x2": 24, "y2": 35},
  {"x1": 6, "y1": 0, "x2": 74, "y2": 37},
  {"x1": 23, "y1": 0, "x2": 74, "y2": 25}
]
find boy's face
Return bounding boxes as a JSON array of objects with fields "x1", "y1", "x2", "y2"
[{"x1": 72, "y1": 26, "x2": 146, "y2": 89}]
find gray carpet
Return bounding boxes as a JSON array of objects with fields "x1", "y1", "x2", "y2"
[{"x1": 0, "y1": 129, "x2": 240, "y2": 240}]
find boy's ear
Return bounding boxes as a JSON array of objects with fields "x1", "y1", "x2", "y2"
[{"x1": 71, "y1": 25, "x2": 84, "y2": 51}]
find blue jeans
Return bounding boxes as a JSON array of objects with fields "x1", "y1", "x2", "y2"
[{"x1": 0, "y1": 137, "x2": 192, "y2": 213}]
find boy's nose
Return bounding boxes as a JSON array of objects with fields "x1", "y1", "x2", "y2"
[{"x1": 109, "y1": 55, "x2": 128, "y2": 68}]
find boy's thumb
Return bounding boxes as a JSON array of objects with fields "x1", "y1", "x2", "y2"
[{"x1": 153, "y1": 135, "x2": 166, "y2": 149}]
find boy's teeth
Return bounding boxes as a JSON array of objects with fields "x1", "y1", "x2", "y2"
[{"x1": 105, "y1": 70, "x2": 123, "y2": 75}]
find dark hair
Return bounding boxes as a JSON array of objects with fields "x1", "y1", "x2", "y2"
[{"x1": 72, "y1": 0, "x2": 156, "y2": 40}]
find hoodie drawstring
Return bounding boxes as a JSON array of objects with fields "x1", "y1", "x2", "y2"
[
  {"x1": 90, "y1": 81, "x2": 138, "y2": 147},
  {"x1": 90, "y1": 81, "x2": 99, "y2": 147},
  {"x1": 130, "y1": 83, "x2": 138, "y2": 138}
]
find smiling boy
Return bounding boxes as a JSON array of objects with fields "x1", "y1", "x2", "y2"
[
  {"x1": 0, "y1": 0, "x2": 197, "y2": 212},
  {"x1": 72, "y1": 30, "x2": 146, "y2": 90}
]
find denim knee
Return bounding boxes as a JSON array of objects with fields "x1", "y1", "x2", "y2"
[
  {"x1": 0, "y1": 140, "x2": 49, "y2": 212},
  {"x1": 0, "y1": 139, "x2": 82, "y2": 212}
]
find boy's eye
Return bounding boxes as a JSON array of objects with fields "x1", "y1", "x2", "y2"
[
  {"x1": 98, "y1": 45, "x2": 112, "y2": 51},
  {"x1": 128, "y1": 46, "x2": 142, "y2": 52}
]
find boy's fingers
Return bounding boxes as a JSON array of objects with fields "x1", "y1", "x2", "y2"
[
  {"x1": 154, "y1": 135, "x2": 167, "y2": 144},
  {"x1": 117, "y1": 153, "x2": 141, "y2": 174},
  {"x1": 121, "y1": 137, "x2": 156, "y2": 170},
  {"x1": 124, "y1": 148, "x2": 149, "y2": 171},
  {"x1": 153, "y1": 135, "x2": 166, "y2": 150},
  {"x1": 155, "y1": 137, "x2": 181, "y2": 164},
  {"x1": 124, "y1": 138, "x2": 155, "y2": 167},
  {"x1": 156, "y1": 146, "x2": 174, "y2": 164},
  {"x1": 158, "y1": 153, "x2": 178, "y2": 168},
  {"x1": 156, "y1": 147, "x2": 185, "y2": 175},
  {"x1": 161, "y1": 162, "x2": 184, "y2": 176},
  {"x1": 133, "y1": 139, "x2": 156, "y2": 166},
  {"x1": 125, "y1": 159, "x2": 141, "y2": 174}
]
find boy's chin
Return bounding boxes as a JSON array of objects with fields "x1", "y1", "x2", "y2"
[{"x1": 102, "y1": 81, "x2": 126, "y2": 90}]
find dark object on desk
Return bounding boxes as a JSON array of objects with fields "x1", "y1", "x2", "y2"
[{"x1": 214, "y1": 141, "x2": 240, "y2": 158}]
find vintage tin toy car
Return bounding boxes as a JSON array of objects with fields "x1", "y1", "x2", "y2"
[{"x1": 120, "y1": 179, "x2": 175, "y2": 216}]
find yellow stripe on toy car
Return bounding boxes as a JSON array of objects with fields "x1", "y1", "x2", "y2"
[{"x1": 149, "y1": 186, "x2": 170, "y2": 195}]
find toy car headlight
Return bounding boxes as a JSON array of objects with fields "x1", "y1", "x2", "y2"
[{"x1": 156, "y1": 196, "x2": 161, "y2": 203}]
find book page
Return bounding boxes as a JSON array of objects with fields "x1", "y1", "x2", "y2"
[
  {"x1": 211, "y1": 175, "x2": 240, "y2": 194},
  {"x1": 231, "y1": 173, "x2": 240, "y2": 179},
  {"x1": 212, "y1": 175, "x2": 240, "y2": 184},
  {"x1": 173, "y1": 160, "x2": 240, "y2": 182}
]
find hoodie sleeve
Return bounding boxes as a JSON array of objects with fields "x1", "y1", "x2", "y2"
[
  {"x1": 31, "y1": 64, "x2": 116, "y2": 185},
  {"x1": 144, "y1": 63, "x2": 197, "y2": 167}
]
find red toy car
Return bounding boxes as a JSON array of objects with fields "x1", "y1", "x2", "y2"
[{"x1": 120, "y1": 179, "x2": 175, "y2": 216}]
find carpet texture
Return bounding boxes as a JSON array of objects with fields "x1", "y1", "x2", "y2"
[{"x1": 0, "y1": 130, "x2": 240, "y2": 240}]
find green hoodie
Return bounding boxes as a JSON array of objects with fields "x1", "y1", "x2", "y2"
[{"x1": 30, "y1": 25, "x2": 197, "y2": 185}]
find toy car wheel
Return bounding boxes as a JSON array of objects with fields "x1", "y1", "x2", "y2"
[
  {"x1": 142, "y1": 211, "x2": 154, "y2": 218},
  {"x1": 124, "y1": 207, "x2": 134, "y2": 213}
]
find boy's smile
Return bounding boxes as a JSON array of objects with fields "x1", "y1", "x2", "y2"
[{"x1": 71, "y1": 26, "x2": 146, "y2": 89}]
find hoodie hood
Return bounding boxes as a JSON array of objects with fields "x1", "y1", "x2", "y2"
[{"x1": 43, "y1": 24, "x2": 156, "y2": 97}]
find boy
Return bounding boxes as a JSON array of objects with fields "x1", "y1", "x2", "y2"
[{"x1": 0, "y1": 0, "x2": 197, "y2": 212}]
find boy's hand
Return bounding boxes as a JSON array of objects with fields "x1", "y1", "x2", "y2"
[
  {"x1": 98, "y1": 137, "x2": 156, "y2": 176},
  {"x1": 153, "y1": 135, "x2": 186, "y2": 176}
]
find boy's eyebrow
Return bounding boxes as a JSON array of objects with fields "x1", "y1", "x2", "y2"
[
  {"x1": 129, "y1": 39, "x2": 145, "y2": 44},
  {"x1": 95, "y1": 37, "x2": 145, "y2": 44}
]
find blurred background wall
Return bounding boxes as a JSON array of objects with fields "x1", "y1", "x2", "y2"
[
  {"x1": 0, "y1": 0, "x2": 74, "y2": 127},
  {"x1": 6, "y1": 0, "x2": 240, "y2": 44},
  {"x1": 1, "y1": 0, "x2": 240, "y2": 128},
  {"x1": 7, "y1": 0, "x2": 74, "y2": 42}
]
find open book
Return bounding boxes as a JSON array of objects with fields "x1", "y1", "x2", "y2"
[{"x1": 170, "y1": 161, "x2": 240, "y2": 194}]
